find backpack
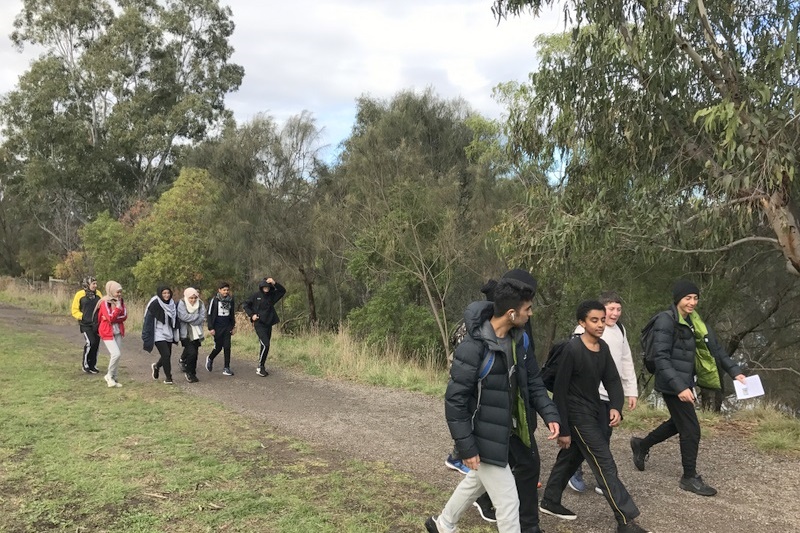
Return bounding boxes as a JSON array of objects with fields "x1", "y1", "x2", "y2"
[
  {"x1": 639, "y1": 312, "x2": 664, "y2": 374},
  {"x1": 449, "y1": 318, "x2": 530, "y2": 381},
  {"x1": 91, "y1": 305, "x2": 102, "y2": 335},
  {"x1": 541, "y1": 335, "x2": 580, "y2": 392}
]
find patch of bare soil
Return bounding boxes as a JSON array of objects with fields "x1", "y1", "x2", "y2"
[{"x1": 3, "y1": 302, "x2": 798, "y2": 532}]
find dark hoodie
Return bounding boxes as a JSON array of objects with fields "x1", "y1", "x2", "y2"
[
  {"x1": 445, "y1": 301, "x2": 560, "y2": 467},
  {"x1": 242, "y1": 280, "x2": 287, "y2": 326}
]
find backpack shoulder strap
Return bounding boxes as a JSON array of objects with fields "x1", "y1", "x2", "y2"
[{"x1": 477, "y1": 349, "x2": 495, "y2": 380}]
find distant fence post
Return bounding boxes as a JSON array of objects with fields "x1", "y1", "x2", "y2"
[{"x1": 49, "y1": 276, "x2": 66, "y2": 289}]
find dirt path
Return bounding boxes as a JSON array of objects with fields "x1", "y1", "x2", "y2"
[{"x1": 4, "y1": 301, "x2": 798, "y2": 532}]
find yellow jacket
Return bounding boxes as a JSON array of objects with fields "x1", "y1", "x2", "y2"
[{"x1": 71, "y1": 289, "x2": 103, "y2": 321}]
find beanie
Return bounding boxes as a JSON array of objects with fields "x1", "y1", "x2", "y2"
[
  {"x1": 672, "y1": 279, "x2": 700, "y2": 304},
  {"x1": 502, "y1": 268, "x2": 538, "y2": 296}
]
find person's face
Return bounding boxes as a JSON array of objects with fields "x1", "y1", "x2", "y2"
[
  {"x1": 114, "y1": 289, "x2": 123, "y2": 299},
  {"x1": 604, "y1": 302, "x2": 622, "y2": 327},
  {"x1": 510, "y1": 301, "x2": 533, "y2": 327},
  {"x1": 580, "y1": 309, "x2": 606, "y2": 339},
  {"x1": 677, "y1": 294, "x2": 699, "y2": 316},
  {"x1": 219, "y1": 287, "x2": 230, "y2": 297},
  {"x1": 187, "y1": 295, "x2": 198, "y2": 304},
  {"x1": 161, "y1": 289, "x2": 171, "y2": 301},
  {"x1": 261, "y1": 285, "x2": 270, "y2": 293},
  {"x1": 89, "y1": 280, "x2": 97, "y2": 291}
]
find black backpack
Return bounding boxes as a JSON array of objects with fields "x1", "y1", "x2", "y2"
[
  {"x1": 541, "y1": 335, "x2": 580, "y2": 392},
  {"x1": 639, "y1": 312, "x2": 666, "y2": 374}
]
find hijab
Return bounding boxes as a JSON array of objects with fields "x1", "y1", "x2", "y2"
[
  {"x1": 146, "y1": 285, "x2": 176, "y2": 327},
  {"x1": 183, "y1": 287, "x2": 200, "y2": 313}
]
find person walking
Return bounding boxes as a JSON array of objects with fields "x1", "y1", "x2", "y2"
[
  {"x1": 177, "y1": 287, "x2": 206, "y2": 383},
  {"x1": 206, "y1": 281, "x2": 236, "y2": 376},
  {"x1": 242, "y1": 277, "x2": 286, "y2": 376},
  {"x1": 142, "y1": 285, "x2": 180, "y2": 385},
  {"x1": 630, "y1": 279, "x2": 746, "y2": 496},
  {"x1": 71, "y1": 276, "x2": 102, "y2": 374},
  {"x1": 96, "y1": 281, "x2": 127, "y2": 388}
]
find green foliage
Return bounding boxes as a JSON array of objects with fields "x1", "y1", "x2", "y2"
[
  {"x1": 80, "y1": 211, "x2": 138, "y2": 290},
  {"x1": 347, "y1": 276, "x2": 439, "y2": 357}
]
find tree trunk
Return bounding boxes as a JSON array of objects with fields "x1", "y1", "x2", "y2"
[
  {"x1": 298, "y1": 265, "x2": 318, "y2": 326},
  {"x1": 760, "y1": 190, "x2": 800, "y2": 276}
]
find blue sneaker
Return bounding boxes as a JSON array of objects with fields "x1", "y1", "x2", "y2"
[
  {"x1": 444, "y1": 454, "x2": 470, "y2": 475},
  {"x1": 568, "y1": 469, "x2": 586, "y2": 492}
]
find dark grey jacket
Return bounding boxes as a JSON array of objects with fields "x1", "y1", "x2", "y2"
[
  {"x1": 445, "y1": 301, "x2": 560, "y2": 467},
  {"x1": 652, "y1": 306, "x2": 742, "y2": 395}
]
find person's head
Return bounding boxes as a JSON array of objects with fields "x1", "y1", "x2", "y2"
[
  {"x1": 672, "y1": 279, "x2": 700, "y2": 317},
  {"x1": 105, "y1": 281, "x2": 123, "y2": 299},
  {"x1": 218, "y1": 281, "x2": 231, "y2": 297},
  {"x1": 577, "y1": 300, "x2": 606, "y2": 339},
  {"x1": 492, "y1": 278, "x2": 535, "y2": 328},
  {"x1": 481, "y1": 268, "x2": 537, "y2": 302},
  {"x1": 598, "y1": 290, "x2": 623, "y2": 327},
  {"x1": 82, "y1": 276, "x2": 97, "y2": 292},
  {"x1": 157, "y1": 285, "x2": 172, "y2": 302},
  {"x1": 184, "y1": 287, "x2": 200, "y2": 305},
  {"x1": 258, "y1": 279, "x2": 271, "y2": 293}
]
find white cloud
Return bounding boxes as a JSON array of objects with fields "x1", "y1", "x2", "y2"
[{"x1": 0, "y1": 0, "x2": 567, "y2": 157}]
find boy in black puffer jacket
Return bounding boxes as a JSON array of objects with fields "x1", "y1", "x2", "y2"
[
  {"x1": 426, "y1": 279, "x2": 560, "y2": 533},
  {"x1": 242, "y1": 277, "x2": 286, "y2": 377}
]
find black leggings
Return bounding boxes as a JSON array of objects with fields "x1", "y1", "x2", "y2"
[
  {"x1": 154, "y1": 341, "x2": 173, "y2": 380},
  {"x1": 181, "y1": 339, "x2": 201, "y2": 375}
]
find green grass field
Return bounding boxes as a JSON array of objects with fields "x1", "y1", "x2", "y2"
[{"x1": 0, "y1": 329, "x2": 451, "y2": 532}]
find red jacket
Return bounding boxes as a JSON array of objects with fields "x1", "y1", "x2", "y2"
[{"x1": 98, "y1": 299, "x2": 127, "y2": 340}]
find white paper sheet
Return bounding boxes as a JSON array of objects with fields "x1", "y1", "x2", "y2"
[{"x1": 733, "y1": 375, "x2": 765, "y2": 400}]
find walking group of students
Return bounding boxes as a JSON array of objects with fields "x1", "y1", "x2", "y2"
[
  {"x1": 426, "y1": 272, "x2": 746, "y2": 533},
  {"x1": 71, "y1": 277, "x2": 286, "y2": 386}
]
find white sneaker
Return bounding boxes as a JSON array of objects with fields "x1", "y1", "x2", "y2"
[{"x1": 105, "y1": 375, "x2": 117, "y2": 388}]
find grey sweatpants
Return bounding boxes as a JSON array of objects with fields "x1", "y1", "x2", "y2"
[{"x1": 438, "y1": 462, "x2": 521, "y2": 533}]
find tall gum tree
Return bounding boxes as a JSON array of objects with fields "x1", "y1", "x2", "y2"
[{"x1": 492, "y1": 0, "x2": 800, "y2": 276}]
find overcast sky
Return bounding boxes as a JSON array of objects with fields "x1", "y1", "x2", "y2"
[{"x1": 1, "y1": 0, "x2": 566, "y2": 159}]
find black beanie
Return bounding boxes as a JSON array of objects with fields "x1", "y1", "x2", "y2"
[
  {"x1": 502, "y1": 268, "x2": 538, "y2": 296},
  {"x1": 672, "y1": 279, "x2": 700, "y2": 304}
]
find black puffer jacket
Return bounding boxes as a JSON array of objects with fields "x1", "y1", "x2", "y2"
[
  {"x1": 446, "y1": 301, "x2": 560, "y2": 467},
  {"x1": 652, "y1": 306, "x2": 742, "y2": 395}
]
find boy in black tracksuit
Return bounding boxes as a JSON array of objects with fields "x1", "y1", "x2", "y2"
[
  {"x1": 206, "y1": 281, "x2": 236, "y2": 376},
  {"x1": 70, "y1": 276, "x2": 102, "y2": 373},
  {"x1": 539, "y1": 300, "x2": 650, "y2": 533},
  {"x1": 242, "y1": 277, "x2": 286, "y2": 376}
]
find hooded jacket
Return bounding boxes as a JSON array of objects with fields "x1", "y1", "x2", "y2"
[
  {"x1": 652, "y1": 305, "x2": 742, "y2": 395},
  {"x1": 71, "y1": 288, "x2": 102, "y2": 328},
  {"x1": 141, "y1": 286, "x2": 179, "y2": 352},
  {"x1": 446, "y1": 301, "x2": 560, "y2": 467},
  {"x1": 242, "y1": 280, "x2": 286, "y2": 327}
]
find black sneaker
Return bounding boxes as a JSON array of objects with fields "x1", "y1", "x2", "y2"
[
  {"x1": 185, "y1": 372, "x2": 192, "y2": 382},
  {"x1": 151, "y1": 363, "x2": 159, "y2": 380},
  {"x1": 222, "y1": 367, "x2": 234, "y2": 376},
  {"x1": 424, "y1": 516, "x2": 442, "y2": 533},
  {"x1": 473, "y1": 498, "x2": 496, "y2": 523},
  {"x1": 680, "y1": 475, "x2": 717, "y2": 496},
  {"x1": 617, "y1": 521, "x2": 652, "y2": 533},
  {"x1": 178, "y1": 359, "x2": 186, "y2": 372},
  {"x1": 88, "y1": 367, "x2": 100, "y2": 374},
  {"x1": 82, "y1": 366, "x2": 92, "y2": 374},
  {"x1": 205, "y1": 356, "x2": 213, "y2": 372},
  {"x1": 256, "y1": 366, "x2": 268, "y2": 377},
  {"x1": 539, "y1": 499, "x2": 577, "y2": 521},
  {"x1": 630, "y1": 437, "x2": 648, "y2": 471},
  {"x1": 163, "y1": 377, "x2": 174, "y2": 385},
  {"x1": 188, "y1": 374, "x2": 199, "y2": 383}
]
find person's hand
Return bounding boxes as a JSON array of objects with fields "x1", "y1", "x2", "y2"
[
  {"x1": 678, "y1": 388, "x2": 695, "y2": 403},
  {"x1": 266, "y1": 277, "x2": 275, "y2": 285},
  {"x1": 609, "y1": 409, "x2": 622, "y2": 427},
  {"x1": 463, "y1": 455, "x2": 480, "y2": 470},
  {"x1": 628, "y1": 396, "x2": 638, "y2": 411},
  {"x1": 557, "y1": 435, "x2": 571, "y2": 449},
  {"x1": 546, "y1": 422, "x2": 560, "y2": 440},
  {"x1": 735, "y1": 374, "x2": 746, "y2": 385},
  {"x1": 251, "y1": 314, "x2": 259, "y2": 321},
  {"x1": 208, "y1": 329, "x2": 215, "y2": 336},
  {"x1": 231, "y1": 328, "x2": 236, "y2": 336}
]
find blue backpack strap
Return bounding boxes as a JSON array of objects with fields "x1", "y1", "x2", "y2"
[
  {"x1": 523, "y1": 332, "x2": 530, "y2": 354},
  {"x1": 478, "y1": 349, "x2": 495, "y2": 380}
]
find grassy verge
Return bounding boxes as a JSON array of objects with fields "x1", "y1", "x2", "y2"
[{"x1": 0, "y1": 328, "x2": 469, "y2": 532}]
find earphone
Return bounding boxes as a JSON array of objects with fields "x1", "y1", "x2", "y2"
[{"x1": 511, "y1": 312, "x2": 516, "y2": 320}]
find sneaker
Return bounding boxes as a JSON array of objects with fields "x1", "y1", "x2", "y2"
[
  {"x1": 205, "y1": 356, "x2": 213, "y2": 372},
  {"x1": 185, "y1": 372, "x2": 192, "y2": 382},
  {"x1": 178, "y1": 359, "x2": 186, "y2": 372},
  {"x1": 473, "y1": 500, "x2": 497, "y2": 523},
  {"x1": 680, "y1": 475, "x2": 717, "y2": 496},
  {"x1": 88, "y1": 367, "x2": 100, "y2": 374},
  {"x1": 568, "y1": 469, "x2": 586, "y2": 492},
  {"x1": 151, "y1": 363, "x2": 159, "y2": 380},
  {"x1": 104, "y1": 375, "x2": 117, "y2": 388},
  {"x1": 617, "y1": 521, "x2": 652, "y2": 533},
  {"x1": 444, "y1": 454, "x2": 470, "y2": 475},
  {"x1": 188, "y1": 374, "x2": 199, "y2": 383},
  {"x1": 424, "y1": 516, "x2": 450, "y2": 533},
  {"x1": 595, "y1": 486, "x2": 605, "y2": 495},
  {"x1": 83, "y1": 366, "x2": 92, "y2": 374},
  {"x1": 630, "y1": 437, "x2": 648, "y2": 471},
  {"x1": 539, "y1": 499, "x2": 577, "y2": 521},
  {"x1": 222, "y1": 367, "x2": 234, "y2": 376},
  {"x1": 256, "y1": 366, "x2": 268, "y2": 377},
  {"x1": 163, "y1": 377, "x2": 174, "y2": 385}
]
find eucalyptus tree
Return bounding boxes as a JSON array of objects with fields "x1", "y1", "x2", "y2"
[
  {"x1": 492, "y1": 0, "x2": 800, "y2": 276},
  {"x1": 1, "y1": 0, "x2": 244, "y2": 274}
]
